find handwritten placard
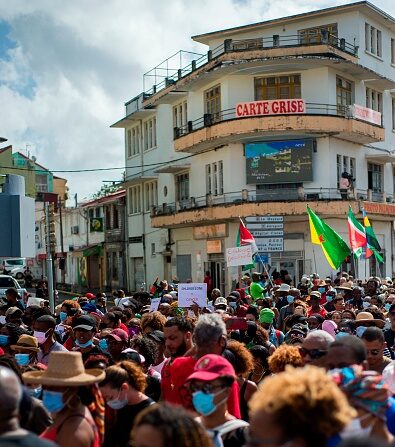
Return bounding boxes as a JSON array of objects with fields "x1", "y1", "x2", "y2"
[
  {"x1": 149, "y1": 298, "x2": 161, "y2": 312},
  {"x1": 226, "y1": 245, "x2": 253, "y2": 267},
  {"x1": 178, "y1": 283, "x2": 207, "y2": 308}
]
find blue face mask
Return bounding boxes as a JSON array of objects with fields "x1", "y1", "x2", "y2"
[
  {"x1": 318, "y1": 287, "x2": 326, "y2": 294},
  {"x1": 0, "y1": 335, "x2": 9, "y2": 346},
  {"x1": 192, "y1": 389, "x2": 226, "y2": 416},
  {"x1": 335, "y1": 331, "x2": 349, "y2": 340},
  {"x1": 59, "y1": 311, "x2": 67, "y2": 322},
  {"x1": 362, "y1": 301, "x2": 370, "y2": 309},
  {"x1": 385, "y1": 303, "x2": 391, "y2": 312},
  {"x1": 42, "y1": 390, "x2": 65, "y2": 413},
  {"x1": 229, "y1": 302, "x2": 237, "y2": 309},
  {"x1": 90, "y1": 300, "x2": 96, "y2": 305},
  {"x1": 15, "y1": 353, "x2": 30, "y2": 366},
  {"x1": 356, "y1": 326, "x2": 367, "y2": 338},
  {"x1": 287, "y1": 295, "x2": 294, "y2": 304},
  {"x1": 326, "y1": 295, "x2": 334, "y2": 302},
  {"x1": 107, "y1": 389, "x2": 128, "y2": 410},
  {"x1": 75, "y1": 339, "x2": 93, "y2": 349},
  {"x1": 99, "y1": 338, "x2": 108, "y2": 353},
  {"x1": 28, "y1": 386, "x2": 42, "y2": 399}
]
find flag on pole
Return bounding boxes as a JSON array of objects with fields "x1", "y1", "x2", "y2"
[
  {"x1": 347, "y1": 206, "x2": 366, "y2": 259},
  {"x1": 236, "y1": 218, "x2": 257, "y2": 269},
  {"x1": 307, "y1": 206, "x2": 350, "y2": 269},
  {"x1": 362, "y1": 209, "x2": 383, "y2": 263}
]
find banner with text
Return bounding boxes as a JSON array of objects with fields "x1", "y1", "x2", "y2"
[
  {"x1": 226, "y1": 245, "x2": 253, "y2": 267},
  {"x1": 178, "y1": 283, "x2": 207, "y2": 308}
]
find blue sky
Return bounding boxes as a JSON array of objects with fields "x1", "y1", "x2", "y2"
[{"x1": 0, "y1": 0, "x2": 394, "y2": 199}]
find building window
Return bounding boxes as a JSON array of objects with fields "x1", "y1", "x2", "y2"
[
  {"x1": 112, "y1": 252, "x2": 118, "y2": 280},
  {"x1": 144, "y1": 181, "x2": 158, "y2": 212},
  {"x1": 128, "y1": 185, "x2": 142, "y2": 214},
  {"x1": 173, "y1": 101, "x2": 188, "y2": 129},
  {"x1": 336, "y1": 76, "x2": 353, "y2": 113},
  {"x1": 127, "y1": 126, "x2": 140, "y2": 157},
  {"x1": 175, "y1": 173, "x2": 189, "y2": 202},
  {"x1": 255, "y1": 75, "x2": 301, "y2": 101},
  {"x1": 298, "y1": 23, "x2": 338, "y2": 45},
  {"x1": 113, "y1": 206, "x2": 119, "y2": 229},
  {"x1": 392, "y1": 97, "x2": 395, "y2": 130},
  {"x1": 367, "y1": 163, "x2": 383, "y2": 193},
  {"x1": 105, "y1": 207, "x2": 111, "y2": 230},
  {"x1": 365, "y1": 23, "x2": 382, "y2": 57},
  {"x1": 143, "y1": 117, "x2": 156, "y2": 151},
  {"x1": 88, "y1": 208, "x2": 94, "y2": 218},
  {"x1": 337, "y1": 155, "x2": 356, "y2": 188},
  {"x1": 206, "y1": 161, "x2": 224, "y2": 195},
  {"x1": 392, "y1": 38, "x2": 395, "y2": 65},
  {"x1": 95, "y1": 207, "x2": 101, "y2": 218},
  {"x1": 36, "y1": 174, "x2": 48, "y2": 193},
  {"x1": 204, "y1": 85, "x2": 221, "y2": 121},
  {"x1": 366, "y1": 88, "x2": 382, "y2": 114},
  {"x1": 151, "y1": 243, "x2": 156, "y2": 256}
]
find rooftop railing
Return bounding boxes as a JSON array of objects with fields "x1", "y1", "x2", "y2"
[
  {"x1": 150, "y1": 187, "x2": 392, "y2": 217},
  {"x1": 143, "y1": 31, "x2": 358, "y2": 98}
]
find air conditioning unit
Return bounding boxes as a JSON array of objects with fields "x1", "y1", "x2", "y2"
[{"x1": 71, "y1": 226, "x2": 79, "y2": 234}]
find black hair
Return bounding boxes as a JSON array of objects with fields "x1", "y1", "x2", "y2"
[
  {"x1": 246, "y1": 306, "x2": 259, "y2": 319},
  {"x1": 360, "y1": 326, "x2": 385, "y2": 343},
  {"x1": 330, "y1": 335, "x2": 367, "y2": 364},
  {"x1": 35, "y1": 315, "x2": 56, "y2": 328},
  {"x1": 249, "y1": 345, "x2": 270, "y2": 370},
  {"x1": 104, "y1": 312, "x2": 120, "y2": 324},
  {"x1": 5, "y1": 323, "x2": 28, "y2": 346},
  {"x1": 164, "y1": 316, "x2": 193, "y2": 333},
  {"x1": 131, "y1": 335, "x2": 156, "y2": 367}
]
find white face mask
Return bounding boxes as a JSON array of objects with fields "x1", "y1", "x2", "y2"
[
  {"x1": 341, "y1": 414, "x2": 372, "y2": 439},
  {"x1": 0, "y1": 316, "x2": 6, "y2": 325}
]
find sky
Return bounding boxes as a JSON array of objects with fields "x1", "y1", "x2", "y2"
[{"x1": 0, "y1": 0, "x2": 394, "y2": 201}]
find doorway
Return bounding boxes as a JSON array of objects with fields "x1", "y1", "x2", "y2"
[{"x1": 204, "y1": 260, "x2": 225, "y2": 295}]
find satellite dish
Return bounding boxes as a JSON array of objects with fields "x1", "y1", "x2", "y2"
[{"x1": 31, "y1": 156, "x2": 37, "y2": 162}]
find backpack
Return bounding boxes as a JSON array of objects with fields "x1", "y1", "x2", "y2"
[{"x1": 208, "y1": 419, "x2": 249, "y2": 447}]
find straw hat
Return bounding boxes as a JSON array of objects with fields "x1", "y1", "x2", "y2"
[
  {"x1": 355, "y1": 312, "x2": 385, "y2": 329},
  {"x1": 11, "y1": 334, "x2": 39, "y2": 353},
  {"x1": 22, "y1": 351, "x2": 105, "y2": 386}
]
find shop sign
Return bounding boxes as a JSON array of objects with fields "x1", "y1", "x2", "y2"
[{"x1": 236, "y1": 99, "x2": 305, "y2": 117}]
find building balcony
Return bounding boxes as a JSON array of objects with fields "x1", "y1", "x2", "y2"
[
  {"x1": 141, "y1": 33, "x2": 359, "y2": 106},
  {"x1": 173, "y1": 103, "x2": 384, "y2": 153},
  {"x1": 150, "y1": 188, "x2": 394, "y2": 228}
]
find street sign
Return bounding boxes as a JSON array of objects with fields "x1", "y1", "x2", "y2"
[
  {"x1": 246, "y1": 223, "x2": 284, "y2": 230},
  {"x1": 257, "y1": 253, "x2": 271, "y2": 264},
  {"x1": 245, "y1": 216, "x2": 284, "y2": 223},
  {"x1": 250, "y1": 230, "x2": 284, "y2": 237},
  {"x1": 255, "y1": 237, "x2": 284, "y2": 252}
]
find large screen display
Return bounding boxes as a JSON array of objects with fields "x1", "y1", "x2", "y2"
[{"x1": 245, "y1": 139, "x2": 313, "y2": 184}]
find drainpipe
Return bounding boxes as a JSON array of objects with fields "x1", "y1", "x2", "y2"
[{"x1": 140, "y1": 119, "x2": 148, "y2": 289}]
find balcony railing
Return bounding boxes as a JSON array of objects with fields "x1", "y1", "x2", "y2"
[
  {"x1": 151, "y1": 188, "x2": 392, "y2": 217},
  {"x1": 173, "y1": 103, "x2": 382, "y2": 139},
  {"x1": 143, "y1": 32, "x2": 358, "y2": 97}
]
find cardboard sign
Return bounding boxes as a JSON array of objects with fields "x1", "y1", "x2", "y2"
[
  {"x1": 226, "y1": 245, "x2": 253, "y2": 267},
  {"x1": 178, "y1": 283, "x2": 207, "y2": 308},
  {"x1": 150, "y1": 298, "x2": 161, "y2": 312}
]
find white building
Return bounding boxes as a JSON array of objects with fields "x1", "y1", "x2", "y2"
[{"x1": 113, "y1": 1, "x2": 395, "y2": 293}]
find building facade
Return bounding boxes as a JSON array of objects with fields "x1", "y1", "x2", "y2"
[{"x1": 113, "y1": 1, "x2": 395, "y2": 293}]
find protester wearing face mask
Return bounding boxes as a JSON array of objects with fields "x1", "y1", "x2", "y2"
[
  {"x1": 22, "y1": 351, "x2": 105, "y2": 447},
  {"x1": 330, "y1": 365, "x2": 394, "y2": 444},
  {"x1": 186, "y1": 354, "x2": 248, "y2": 447},
  {"x1": 33, "y1": 315, "x2": 67, "y2": 365},
  {"x1": 0, "y1": 322, "x2": 27, "y2": 354},
  {"x1": 259, "y1": 308, "x2": 284, "y2": 347},
  {"x1": 99, "y1": 361, "x2": 154, "y2": 447},
  {"x1": 72, "y1": 315, "x2": 104, "y2": 363},
  {"x1": 11, "y1": 334, "x2": 40, "y2": 367}
]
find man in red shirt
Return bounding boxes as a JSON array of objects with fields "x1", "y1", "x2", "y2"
[
  {"x1": 161, "y1": 317, "x2": 194, "y2": 403},
  {"x1": 307, "y1": 291, "x2": 327, "y2": 318},
  {"x1": 164, "y1": 313, "x2": 241, "y2": 418}
]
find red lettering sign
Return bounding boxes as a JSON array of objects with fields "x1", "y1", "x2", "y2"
[{"x1": 235, "y1": 99, "x2": 306, "y2": 117}]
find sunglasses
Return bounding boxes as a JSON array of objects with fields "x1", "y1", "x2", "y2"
[{"x1": 299, "y1": 347, "x2": 327, "y2": 359}]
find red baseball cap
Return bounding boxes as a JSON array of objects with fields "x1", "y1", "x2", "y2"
[
  {"x1": 186, "y1": 354, "x2": 235, "y2": 382},
  {"x1": 106, "y1": 328, "x2": 129, "y2": 343},
  {"x1": 85, "y1": 293, "x2": 95, "y2": 299}
]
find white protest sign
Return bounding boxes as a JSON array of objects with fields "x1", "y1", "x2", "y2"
[
  {"x1": 178, "y1": 283, "x2": 207, "y2": 308},
  {"x1": 150, "y1": 298, "x2": 161, "y2": 312},
  {"x1": 226, "y1": 245, "x2": 253, "y2": 267},
  {"x1": 27, "y1": 297, "x2": 45, "y2": 307}
]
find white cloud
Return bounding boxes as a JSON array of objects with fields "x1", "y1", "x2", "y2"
[{"x1": 0, "y1": 0, "x2": 394, "y2": 199}]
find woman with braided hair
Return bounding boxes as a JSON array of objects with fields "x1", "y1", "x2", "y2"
[{"x1": 132, "y1": 402, "x2": 212, "y2": 447}]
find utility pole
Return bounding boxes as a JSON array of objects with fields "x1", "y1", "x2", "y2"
[
  {"x1": 58, "y1": 198, "x2": 65, "y2": 284},
  {"x1": 45, "y1": 202, "x2": 55, "y2": 313}
]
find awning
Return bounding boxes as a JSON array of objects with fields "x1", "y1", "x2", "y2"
[
  {"x1": 155, "y1": 164, "x2": 191, "y2": 174},
  {"x1": 83, "y1": 244, "x2": 103, "y2": 257},
  {"x1": 365, "y1": 153, "x2": 395, "y2": 163}
]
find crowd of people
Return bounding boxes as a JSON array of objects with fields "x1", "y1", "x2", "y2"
[{"x1": 2, "y1": 272, "x2": 395, "y2": 446}]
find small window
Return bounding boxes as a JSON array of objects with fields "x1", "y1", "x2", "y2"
[
  {"x1": 143, "y1": 117, "x2": 156, "y2": 151},
  {"x1": 151, "y1": 243, "x2": 156, "y2": 256},
  {"x1": 175, "y1": 173, "x2": 190, "y2": 202},
  {"x1": 392, "y1": 97, "x2": 395, "y2": 131},
  {"x1": 95, "y1": 207, "x2": 101, "y2": 218},
  {"x1": 204, "y1": 85, "x2": 221, "y2": 121},
  {"x1": 365, "y1": 23, "x2": 382, "y2": 58},
  {"x1": 366, "y1": 87, "x2": 382, "y2": 114},
  {"x1": 392, "y1": 38, "x2": 395, "y2": 65},
  {"x1": 128, "y1": 185, "x2": 142, "y2": 214},
  {"x1": 255, "y1": 75, "x2": 301, "y2": 101},
  {"x1": 367, "y1": 163, "x2": 383, "y2": 193}
]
